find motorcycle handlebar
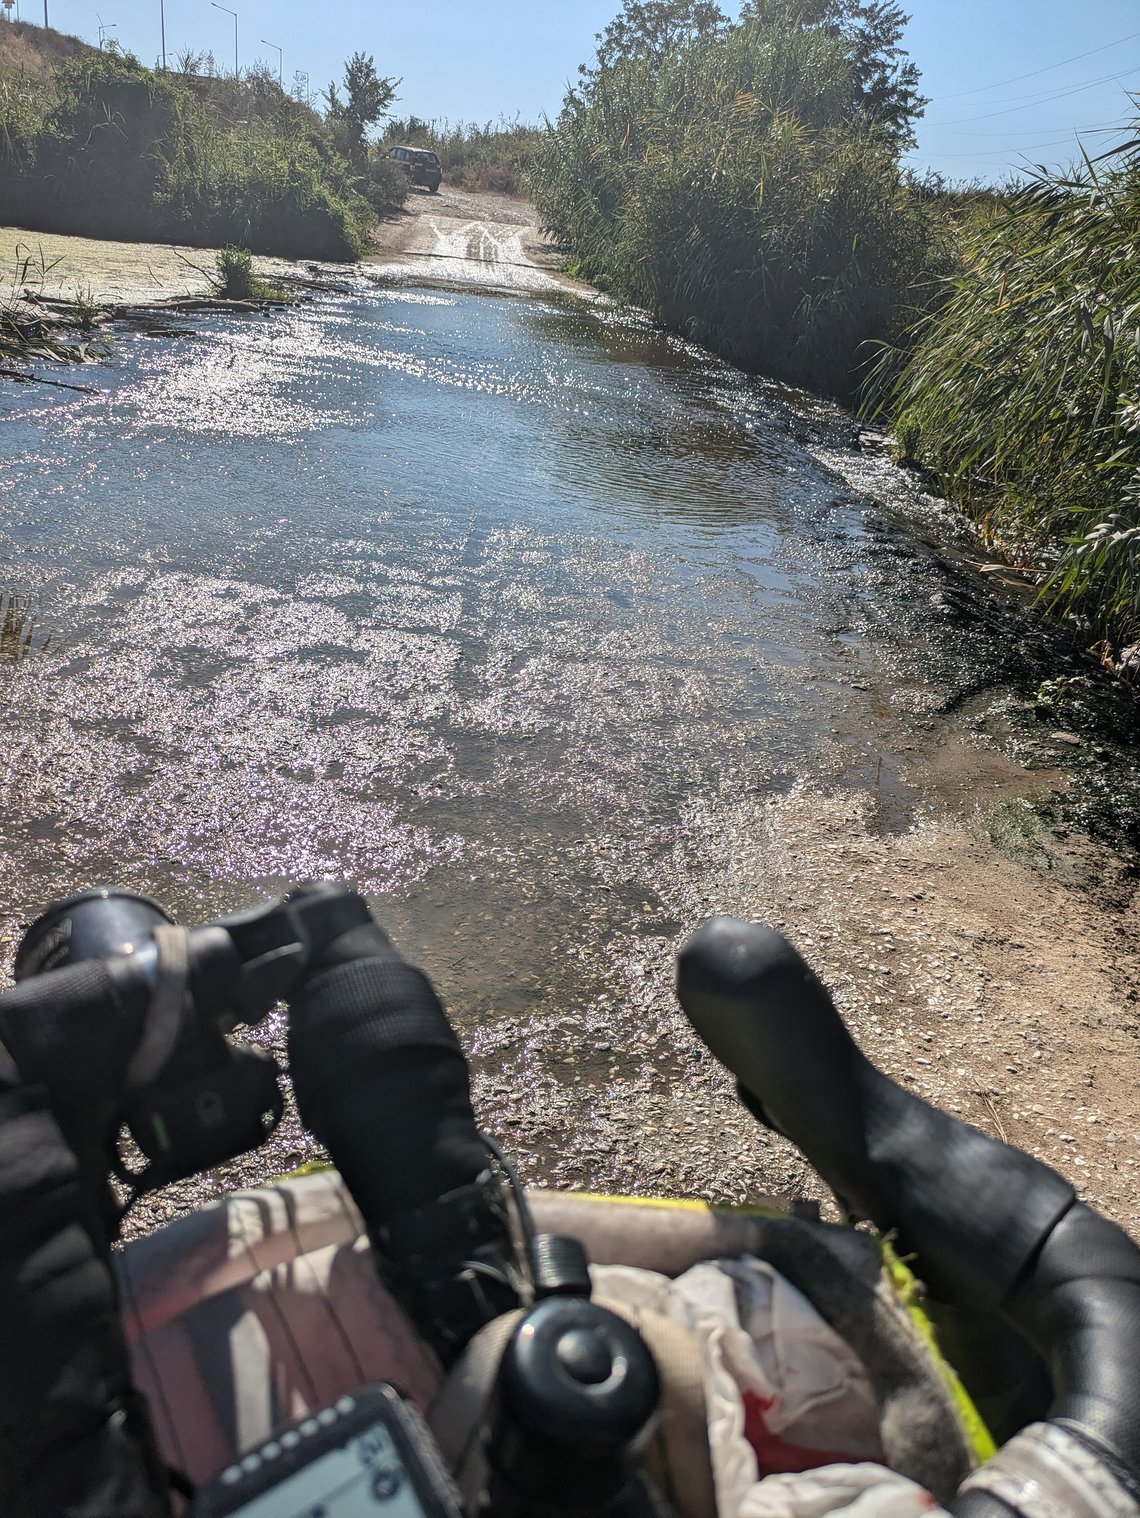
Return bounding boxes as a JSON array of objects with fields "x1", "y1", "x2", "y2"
[
  {"x1": 2, "y1": 883, "x2": 524, "y2": 1363},
  {"x1": 7, "y1": 888, "x2": 1139, "y2": 1517},
  {"x1": 677, "y1": 916, "x2": 1140, "y2": 1507},
  {"x1": 0, "y1": 884, "x2": 660, "y2": 1516},
  {"x1": 0, "y1": 888, "x2": 342, "y2": 1202}
]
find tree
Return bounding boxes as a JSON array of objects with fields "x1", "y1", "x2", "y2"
[
  {"x1": 323, "y1": 52, "x2": 399, "y2": 162},
  {"x1": 843, "y1": 2, "x2": 925, "y2": 145},
  {"x1": 579, "y1": 0, "x2": 729, "y2": 83},
  {"x1": 385, "y1": 114, "x2": 431, "y2": 143},
  {"x1": 740, "y1": 0, "x2": 926, "y2": 147}
]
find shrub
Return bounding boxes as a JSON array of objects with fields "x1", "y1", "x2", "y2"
[
  {"x1": 530, "y1": 12, "x2": 948, "y2": 396},
  {"x1": 212, "y1": 245, "x2": 284, "y2": 300},
  {"x1": 0, "y1": 48, "x2": 375, "y2": 261},
  {"x1": 359, "y1": 150, "x2": 409, "y2": 215}
]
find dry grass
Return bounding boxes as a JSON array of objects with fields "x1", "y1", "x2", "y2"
[
  {"x1": 0, "y1": 589, "x2": 49, "y2": 661},
  {"x1": 0, "y1": 20, "x2": 95, "y2": 77}
]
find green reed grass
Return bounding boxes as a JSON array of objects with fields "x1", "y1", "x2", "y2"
[
  {"x1": 877, "y1": 129, "x2": 1140, "y2": 661},
  {"x1": 211, "y1": 245, "x2": 287, "y2": 302},
  {"x1": 530, "y1": 13, "x2": 949, "y2": 398},
  {"x1": 0, "y1": 49, "x2": 380, "y2": 260}
]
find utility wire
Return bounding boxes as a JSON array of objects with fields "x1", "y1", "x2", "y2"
[
  {"x1": 932, "y1": 65, "x2": 1138, "y2": 111},
  {"x1": 929, "y1": 67, "x2": 1138, "y2": 128},
  {"x1": 933, "y1": 28, "x2": 1140, "y2": 101},
  {"x1": 907, "y1": 123, "x2": 1127, "y2": 163},
  {"x1": 935, "y1": 119, "x2": 1122, "y2": 140},
  {"x1": 917, "y1": 130, "x2": 1125, "y2": 161}
]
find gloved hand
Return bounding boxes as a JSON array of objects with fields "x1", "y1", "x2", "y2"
[
  {"x1": 286, "y1": 880, "x2": 406, "y2": 973},
  {"x1": 284, "y1": 883, "x2": 519, "y2": 1361},
  {"x1": 0, "y1": 1083, "x2": 171, "y2": 1517},
  {"x1": 0, "y1": 955, "x2": 155, "y2": 1220},
  {"x1": 0, "y1": 958, "x2": 173, "y2": 1514},
  {"x1": 285, "y1": 882, "x2": 482, "y2": 1214}
]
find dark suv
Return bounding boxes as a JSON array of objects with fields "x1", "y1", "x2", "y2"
[{"x1": 388, "y1": 145, "x2": 442, "y2": 193}]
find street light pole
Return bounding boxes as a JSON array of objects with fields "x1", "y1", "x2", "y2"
[
  {"x1": 260, "y1": 38, "x2": 281, "y2": 84},
  {"x1": 211, "y1": 0, "x2": 237, "y2": 77},
  {"x1": 159, "y1": 0, "x2": 166, "y2": 69}
]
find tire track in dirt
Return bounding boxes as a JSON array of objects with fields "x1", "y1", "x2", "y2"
[{"x1": 367, "y1": 186, "x2": 576, "y2": 293}]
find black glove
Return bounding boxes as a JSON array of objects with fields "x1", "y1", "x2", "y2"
[
  {"x1": 0, "y1": 957, "x2": 174, "y2": 1516},
  {"x1": 0, "y1": 956, "x2": 157, "y2": 1236},
  {"x1": 0, "y1": 1084, "x2": 170, "y2": 1517},
  {"x1": 285, "y1": 884, "x2": 519, "y2": 1362}
]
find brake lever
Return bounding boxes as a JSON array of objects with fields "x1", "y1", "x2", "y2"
[
  {"x1": 187, "y1": 901, "x2": 311, "y2": 1029},
  {"x1": 184, "y1": 882, "x2": 380, "y2": 1030}
]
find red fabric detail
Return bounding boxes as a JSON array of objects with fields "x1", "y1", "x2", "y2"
[{"x1": 741, "y1": 1388, "x2": 863, "y2": 1476}]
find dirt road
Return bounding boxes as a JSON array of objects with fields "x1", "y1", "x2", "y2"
[
  {"x1": 0, "y1": 188, "x2": 562, "y2": 306},
  {"x1": 367, "y1": 184, "x2": 572, "y2": 292}
]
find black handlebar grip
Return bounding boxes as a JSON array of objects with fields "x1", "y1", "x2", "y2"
[
  {"x1": 676, "y1": 918, "x2": 1074, "y2": 1310},
  {"x1": 1007, "y1": 1201, "x2": 1140, "y2": 1488},
  {"x1": 487, "y1": 1298, "x2": 660, "y2": 1516}
]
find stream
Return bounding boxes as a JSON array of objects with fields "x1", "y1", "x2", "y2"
[{"x1": 1, "y1": 234, "x2": 1137, "y2": 1230}]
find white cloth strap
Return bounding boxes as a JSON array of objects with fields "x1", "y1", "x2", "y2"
[
  {"x1": 959, "y1": 1424, "x2": 1140, "y2": 1518},
  {"x1": 125, "y1": 923, "x2": 191, "y2": 1088}
]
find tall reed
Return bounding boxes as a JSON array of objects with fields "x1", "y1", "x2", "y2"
[
  {"x1": 530, "y1": 13, "x2": 947, "y2": 398},
  {"x1": 878, "y1": 131, "x2": 1140, "y2": 657}
]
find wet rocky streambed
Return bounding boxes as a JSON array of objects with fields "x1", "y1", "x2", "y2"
[{"x1": 1, "y1": 224, "x2": 1137, "y2": 1238}]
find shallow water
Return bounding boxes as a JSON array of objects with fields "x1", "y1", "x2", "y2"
[{"x1": 0, "y1": 258, "x2": 1134, "y2": 1209}]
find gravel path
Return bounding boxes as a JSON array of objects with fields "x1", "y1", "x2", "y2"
[{"x1": 122, "y1": 780, "x2": 1140, "y2": 1244}]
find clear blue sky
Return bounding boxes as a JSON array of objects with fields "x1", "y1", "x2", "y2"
[{"x1": 21, "y1": 0, "x2": 1140, "y2": 183}]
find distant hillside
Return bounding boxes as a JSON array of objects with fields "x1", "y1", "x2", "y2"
[{"x1": 0, "y1": 19, "x2": 98, "y2": 77}]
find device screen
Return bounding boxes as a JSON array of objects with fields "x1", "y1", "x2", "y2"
[{"x1": 225, "y1": 1418, "x2": 432, "y2": 1518}]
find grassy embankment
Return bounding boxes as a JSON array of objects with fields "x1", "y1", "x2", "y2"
[
  {"x1": 530, "y1": 4, "x2": 1140, "y2": 670},
  {"x1": 0, "y1": 23, "x2": 403, "y2": 261}
]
